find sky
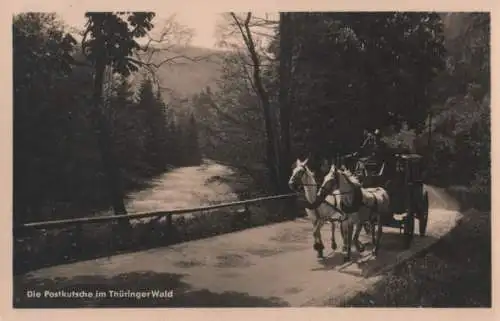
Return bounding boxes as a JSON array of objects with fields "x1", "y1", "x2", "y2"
[
  {"x1": 13, "y1": 1, "x2": 491, "y2": 49},
  {"x1": 58, "y1": 10, "x2": 225, "y2": 49},
  {"x1": 44, "y1": 3, "x2": 278, "y2": 51}
]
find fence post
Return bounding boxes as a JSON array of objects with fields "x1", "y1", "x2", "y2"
[
  {"x1": 70, "y1": 224, "x2": 84, "y2": 257},
  {"x1": 166, "y1": 213, "x2": 173, "y2": 230},
  {"x1": 235, "y1": 204, "x2": 251, "y2": 228},
  {"x1": 244, "y1": 204, "x2": 251, "y2": 225},
  {"x1": 165, "y1": 214, "x2": 173, "y2": 242}
]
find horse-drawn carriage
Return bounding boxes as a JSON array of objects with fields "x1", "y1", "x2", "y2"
[
  {"x1": 288, "y1": 148, "x2": 431, "y2": 262},
  {"x1": 350, "y1": 152, "x2": 429, "y2": 248}
]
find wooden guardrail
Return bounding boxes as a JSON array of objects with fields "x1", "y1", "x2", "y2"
[
  {"x1": 13, "y1": 192, "x2": 301, "y2": 275},
  {"x1": 16, "y1": 192, "x2": 300, "y2": 231}
]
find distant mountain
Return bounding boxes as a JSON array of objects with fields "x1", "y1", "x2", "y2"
[{"x1": 129, "y1": 45, "x2": 227, "y2": 102}]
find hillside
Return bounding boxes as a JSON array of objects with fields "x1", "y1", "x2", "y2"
[
  {"x1": 129, "y1": 46, "x2": 226, "y2": 102},
  {"x1": 129, "y1": 13, "x2": 487, "y2": 177}
]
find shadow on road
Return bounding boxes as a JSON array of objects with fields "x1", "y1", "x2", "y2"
[
  {"x1": 14, "y1": 271, "x2": 290, "y2": 308},
  {"x1": 310, "y1": 231, "x2": 439, "y2": 279}
]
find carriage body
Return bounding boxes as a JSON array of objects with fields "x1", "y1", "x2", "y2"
[{"x1": 355, "y1": 153, "x2": 429, "y2": 248}]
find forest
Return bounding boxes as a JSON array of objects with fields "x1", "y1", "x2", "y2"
[
  {"x1": 13, "y1": 13, "x2": 202, "y2": 224},
  {"x1": 194, "y1": 12, "x2": 490, "y2": 206},
  {"x1": 13, "y1": 12, "x2": 490, "y2": 227}
]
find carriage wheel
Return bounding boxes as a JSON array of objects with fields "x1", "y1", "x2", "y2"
[
  {"x1": 404, "y1": 208, "x2": 415, "y2": 249},
  {"x1": 418, "y1": 191, "x2": 429, "y2": 236},
  {"x1": 363, "y1": 220, "x2": 372, "y2": 235}
]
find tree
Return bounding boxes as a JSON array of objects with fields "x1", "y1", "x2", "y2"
[
  {"x1": 278, "y1": 12, "x2": 294, "y2": 189},
  {"x1": 184, "y1": 113, "x2": 202, "y2": 165},
  {"x1": 108, "y1": 75, "x2": 146, "y2": 178},
  {"x1": 418, "y1": 13, "x2": 490, "y2": 199},
  {"x1": 13, "y1": 13, "x2": 77, "y2": 224},
  {"x1": 81, "y1": 12, "x2": 155, "y2": 221},
  {"x1": 216, "y1": 12, "x2": 281, "y2": 193},
  {"x1": 13, "y1": 11, "x2": 207, "y2": 227},
  {"x1": 190, "y1": 63, "x2": 269, "y2": 190},
  {"x1": 230, "y1": 12, "x2": 279, "y2": 183},
  {"x1": 136, "y1": 78, "x2": 170, "y2": 173},
  {"x1": 282, "y1": 12, "x2": 446, "y2": 157}
]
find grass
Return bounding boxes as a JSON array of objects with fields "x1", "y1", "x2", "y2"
[{"x1": 342, "y1": 208, "x2": 491, "y2": 307}]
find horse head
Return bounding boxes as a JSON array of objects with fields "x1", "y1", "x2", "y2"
[
  {"x1": 288, "y1": 158, "x2": 311, "y2": 192},
  {"x1": 318, "y1": 164, "x2": 341, "y2": 196},
  {"x1": 339, "y1": 167, "x2": 362, "y2": 191}
]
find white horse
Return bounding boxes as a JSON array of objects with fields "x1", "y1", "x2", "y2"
[
  {"x1": 319, "y1": 164, "x2": 392, "y2": 260},
  {"x1": 288, "y1": 158, "x2": 348, "y2": 259}
]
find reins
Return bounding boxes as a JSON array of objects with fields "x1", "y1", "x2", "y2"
[
  {"x1": 298, "y1": 183, "x2": 355, "y2": 196},
  {"x1": 293, "y1": 169, "x2": 350, "y2": 221},
  {"x1": 339, "y1": 170, "x2": 363, "y2": 214}
]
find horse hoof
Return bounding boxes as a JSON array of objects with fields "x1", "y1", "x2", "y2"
[
  {"x1": 331, "y1": 242, "x2": 337, "y2": 250},
  {"x1": 317, "y1": 252, "x2": 324, "y2": 259},
  {"x1": 371, "y1": 249, "x2": 378, "y2": 257},
  {"x1": 313, "y1": 243, "x2": 325, "y2": 252}
]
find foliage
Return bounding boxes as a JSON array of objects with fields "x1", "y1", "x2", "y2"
[
  {"x1": 190, "y1": 52, "x2": 273, "y2": 192},
  {"x1": 13, "y1": 12, "x2": 202, "y2": 224},
  {"x1": 203, "y1": 11, "x2": 489, "y2": 205},
  {"x1": 82, "y1": 12, "x2": 155, "y2": 76},
  {"x1": 192, "y1": 53, "x2": 266, "y2": 164},
  {"x1": 417, "y1": 13, "x2": 490, "y2": 200},
  {"x1": 277, "y1": 12, "x2": 446, "y2": 157}
]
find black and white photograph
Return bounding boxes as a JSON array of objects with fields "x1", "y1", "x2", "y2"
[{"x1": 12, "y1": 8, "x2": 491, "y2": 309}]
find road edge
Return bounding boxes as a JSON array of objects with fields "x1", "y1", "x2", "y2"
[{"x1": 300, "y1": 211, "x2": 465, "y2": 307}]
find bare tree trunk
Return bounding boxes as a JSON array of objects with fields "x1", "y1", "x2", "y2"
[{"x1": 231, "y1": 12, "x2": 281, "y2": 193}]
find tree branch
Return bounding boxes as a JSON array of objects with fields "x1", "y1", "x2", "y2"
[{"x1": 205, "y1": 95, "x2": 262, "y2": 133}]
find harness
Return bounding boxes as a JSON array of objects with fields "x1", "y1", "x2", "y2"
[
  {"x1": 321, "y1": 195, "x2": 348, "y2": 222},
  {"x1": 308, "y1": 179, "x2": 345, "y2": 222},
  {"x1": 335, "y1": 170, "x2": 363, "y2": 215},
  {"x1": 312, "y1": 170, "x2": 362, "y2": 221},
  {"x1": 364, "y1": 189, "x2": 379, "y2": 222},
  {"x1": 294, "y1": 165, "x2": 379, "y2": 222},
  {"x1": 333, "y1": 170, "x2": 381, "y2": 223}
]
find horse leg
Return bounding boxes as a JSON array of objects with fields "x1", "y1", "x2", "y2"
[
  {"x1": 371, "y1": 214, "x2": 376, "y2": 245},
  {"x1": 330, "y1": 220, "x2": 337, "y2": 250},
  {"x1": 372, "y1": 214, "x2": 383, "y2": 257},
  {"x1": 353, "y1": 220, "x2": 365, "y2": 253},
  {"x1": 341, "y1": 220, "x2": 348, "y2": 253},
  {"x1": 344, "y1": 219, "x2": 354, "y2": 262},
  {"x1": 312, "y1": 219, "x2": 325, "y2": 259}
]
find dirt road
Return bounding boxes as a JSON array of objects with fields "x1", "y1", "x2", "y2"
[{"x1": 15, "y1": 180, "x2": 463, "y2": 307}]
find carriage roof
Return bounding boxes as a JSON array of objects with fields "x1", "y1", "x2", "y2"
[
  {"x1": 395, "y1": 153, "x2": 423, "y2": 160},
  {"x1": 394, "y1": 154, "x2": 423, "y2": 162},
  {"x1": 357, "y1": 153, "x2": 425, "y2": 185}
]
